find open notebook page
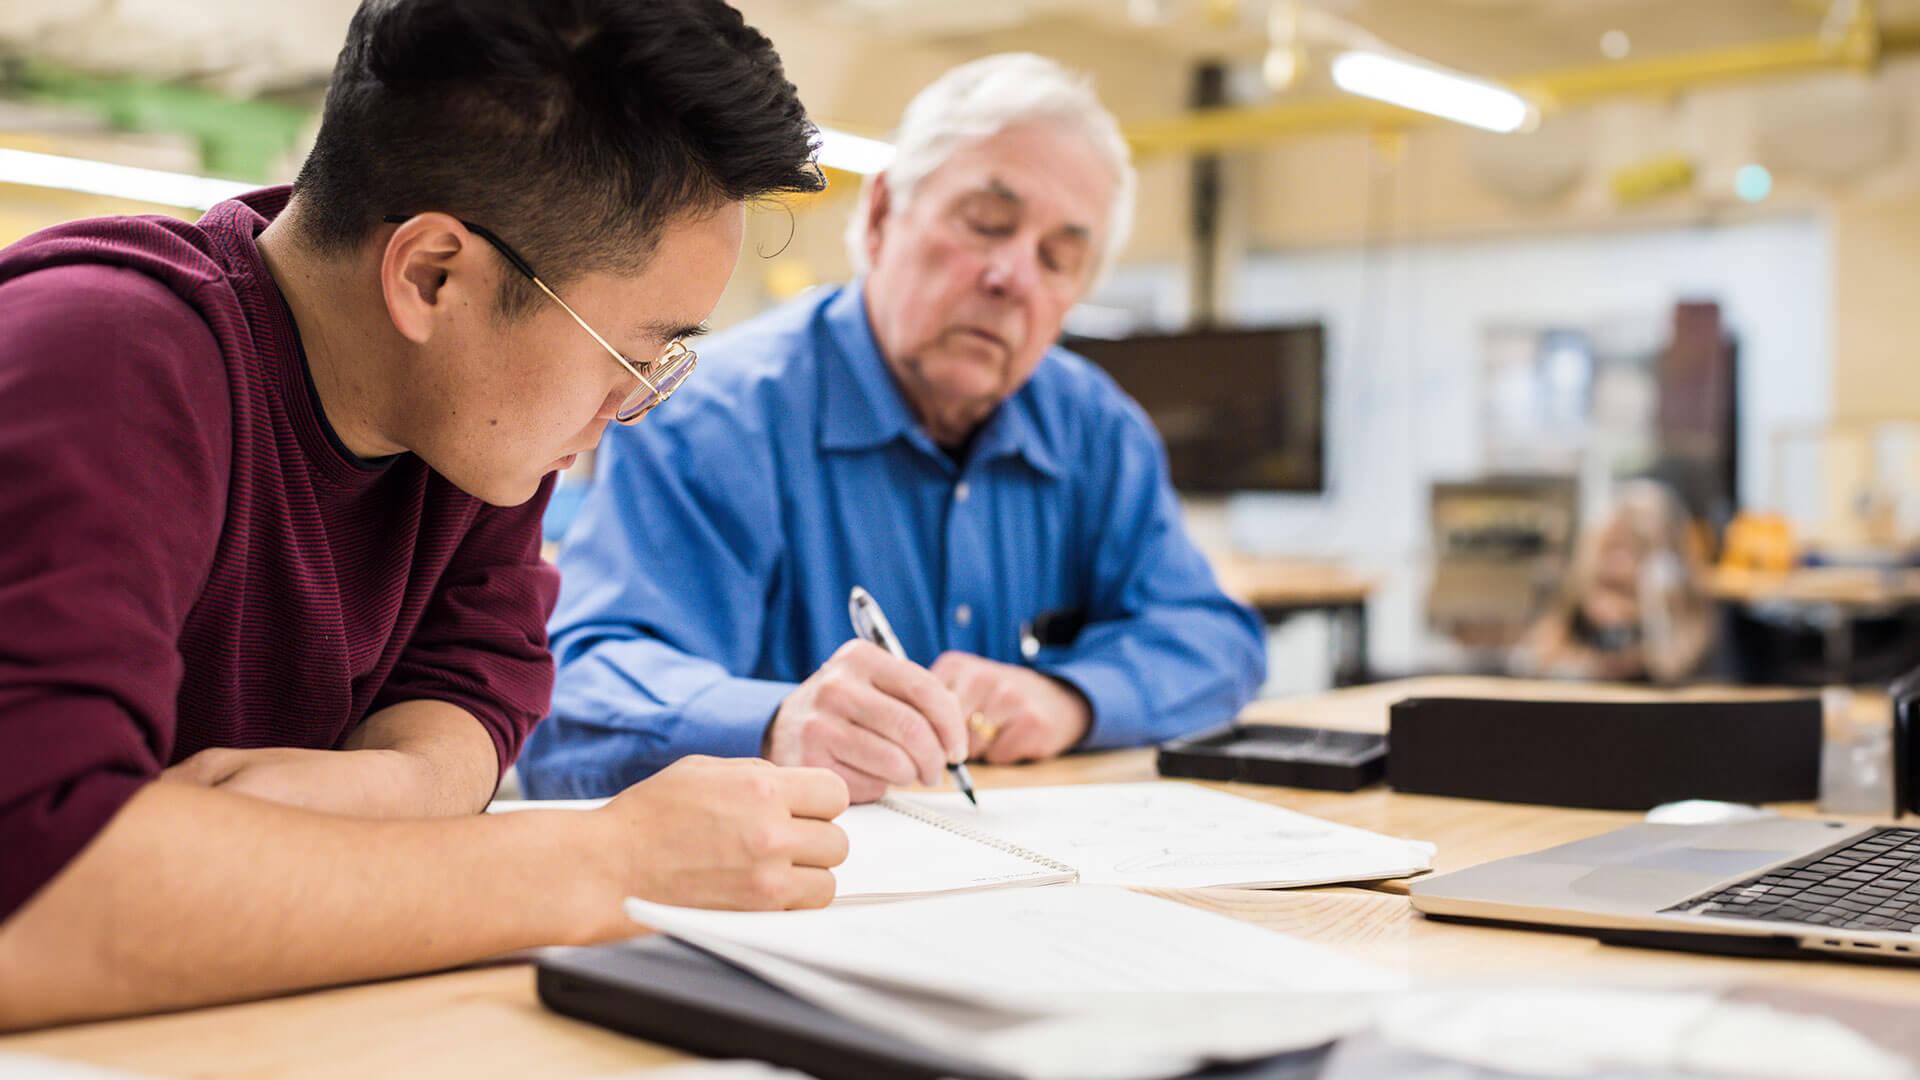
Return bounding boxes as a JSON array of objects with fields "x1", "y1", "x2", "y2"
[
  {"x1": 899, "y1": 782, "x2": 1434, "y2": 890},
  {"x1": 830, "y1": 798, "x2": 1073, "y2": 902},
  {"x1": 488, "y1": 796, "x2": 1073, "y2": 903}
]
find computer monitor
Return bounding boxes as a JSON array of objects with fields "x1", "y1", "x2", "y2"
[{"x1": 1063, "y1": 324, "x2": 1326, "y2": 494}]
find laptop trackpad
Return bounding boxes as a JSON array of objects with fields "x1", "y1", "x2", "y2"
[
  {"x1": 1626, "y1": 847, "x2": 1790, "y2": 876},
  {"x1": 1571, "y1": 848, "x2": 1792, "y2": 903}
]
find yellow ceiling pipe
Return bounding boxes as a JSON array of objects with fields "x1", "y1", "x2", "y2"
[
  {"x1": 1609, "y1": 152, "x2": 1697, "y2": 204},
  {"x1": 799, "y1": 5, "x2": 1891, "y2": 186},
  {"x1": 1125, "y1": 1, "x2": 1883, "y2": 159},
  {"x1": 1520, "y1": 37, "x2": 1848, "y2": 109},
  {"x1": 1127, "y1": 95, "x2": 1425, "y2": 157},
  {"x1": 1518, "y1": 1, "x2": 1877, "y2": 108}
]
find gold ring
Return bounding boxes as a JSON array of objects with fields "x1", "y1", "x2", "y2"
[{"x1": 968, "y1": 711, "x2": 1000, "y2": 741}]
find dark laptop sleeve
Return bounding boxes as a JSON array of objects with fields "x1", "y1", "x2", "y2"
[{"x1": 536, "y1": 937, "x2": 1329, "y2": 1080}]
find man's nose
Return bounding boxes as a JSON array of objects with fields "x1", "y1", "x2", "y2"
[
  {"x1": 980, "y1": 242, "x2": 1041, "y2": 299},
  {"x1": 597, "y1": 382, "x2": 631, "y2": 423}
]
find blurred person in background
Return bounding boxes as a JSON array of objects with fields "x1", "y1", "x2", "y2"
[
  {"x1": 520, "y1": 53, "x2": 1267, "y2": 805},
  {"x1": 1515, "y1": 479, "x2": 1716, "y2": 684}
]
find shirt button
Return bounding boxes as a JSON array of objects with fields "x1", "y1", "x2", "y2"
[
  {"x1": 955, "y1": 481, "x2": 971, "y2": 504},
  {"x1": 954, "y1": 604, "x2": 973, "y2": 628}
]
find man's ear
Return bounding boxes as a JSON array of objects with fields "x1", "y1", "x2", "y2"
[
  {"x1": 862, "y1": 172, "x2": 895, "y2": 270},
  {"x1": 380, "y1": 214, "x2": 473, "y2": 345}
]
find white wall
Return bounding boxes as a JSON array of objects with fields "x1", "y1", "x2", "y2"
[{"x1": 1208, "y1": 216, "x2": 1832, "y2": 686}]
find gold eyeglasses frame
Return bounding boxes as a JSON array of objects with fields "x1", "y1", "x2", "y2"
[{"x1": 382, "y1": 214, "x2": 698, "y2": 425}]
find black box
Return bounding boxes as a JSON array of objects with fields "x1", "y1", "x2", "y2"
[
  {"x1": 1386, "y1": 695, "x2": 1821, "y2": 810},
  {"x1": 1893, "y1": 664, "x2": 1920, "y2": 817}
]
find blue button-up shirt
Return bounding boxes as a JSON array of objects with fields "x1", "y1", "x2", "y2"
[{"x1": 519, "y1": 284, "x2": 1265, "y2": 797}]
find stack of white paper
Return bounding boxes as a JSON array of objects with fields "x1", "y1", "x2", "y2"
[
  {"x1": 1324, "y1": 986, "x2": 1916, "y2": 1079},
  {"x1": 624, "y1": 885, "x2": 1398, "y2": 1080}
]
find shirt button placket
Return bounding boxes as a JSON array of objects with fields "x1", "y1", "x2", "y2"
[{"x1": 945, "y1": 475, "x2": 982, "y2": 651}]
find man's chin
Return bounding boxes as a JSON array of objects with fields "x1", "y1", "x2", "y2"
[
  {"x1": 920, "y1": 357, "x2": 1004, "y2": 403},
  {"x1": 456, "y1": 471, "x2": 545, "y2": 508}
]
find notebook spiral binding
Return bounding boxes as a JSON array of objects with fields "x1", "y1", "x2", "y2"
[{"x1": 877, "y1": 796, "x2": 1079, "y2": 879}]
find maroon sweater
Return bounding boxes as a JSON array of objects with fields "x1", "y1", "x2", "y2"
[{"x1": 0, "y1": 188, "x2": 559, "y2": 921}]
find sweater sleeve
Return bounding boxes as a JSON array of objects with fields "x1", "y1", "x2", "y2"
[
  {"x1": 370, "y1": 476, "x2": 561, "y2": 773},
  {"x1": 0, "y1": 265, "x2": 231, "y2": 923}
]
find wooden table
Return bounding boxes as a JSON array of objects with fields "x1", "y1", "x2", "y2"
[
  {"x1": 1706, "y1": 567, "x2": 1920, "y2": 609},
  {"x1": 1211, "y1": 555, "x2": 1378, "y2": 685},
  {"x1": 8, "y1": 677, "x2": 1916, "y2": 1078},
  {"x1": 1706, "y1": 566, "x2": 1920, "y2": 684}
]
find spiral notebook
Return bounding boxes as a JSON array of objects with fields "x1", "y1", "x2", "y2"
[
  {"x1": 492, "y1": 781, "x2": 1432, "y2": 905},
  {"x1": 833, "y1": 797, "x2": 1077, "y2": 903},
  {"x1": 837, "y1": 782, "x2": 1433, "y2": 902}
]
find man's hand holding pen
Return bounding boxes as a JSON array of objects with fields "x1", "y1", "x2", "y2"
[{"x1": 764, "y1": 639, "x2": 969, "y2": 804}]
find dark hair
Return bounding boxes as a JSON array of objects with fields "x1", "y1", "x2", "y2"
[{"x1": 292, "y1": 0, "x2": 823, "y2": 316}]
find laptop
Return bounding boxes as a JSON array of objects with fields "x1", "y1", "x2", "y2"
[{"x1": 1410, "y1": 666, "x2": 1920, "y2": 965}]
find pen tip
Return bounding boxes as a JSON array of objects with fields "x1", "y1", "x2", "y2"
[{"x1": 949, "y1": 761, "x2": 979, "y2": 806}]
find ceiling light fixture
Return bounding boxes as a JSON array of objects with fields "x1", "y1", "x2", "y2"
[
  {"x1": 0, "y1": 147, "x2": 254, "y2": 210},
  {"x1": 1263, "y1": 0, "x2": 1304, "y2": 92},
  {"x1": 1127, "y1": 0, "x2": 1168, "y2": 25},
  {"x1": 1330, "y1": 50, "x2": 1533, "y2": 134},
  {"x1": 814, "y1": 126, "x2": 896, "y2": 175}
]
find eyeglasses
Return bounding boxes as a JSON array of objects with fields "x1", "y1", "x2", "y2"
[{"x1": 381, "y1": 214, "x2": 697, "y2": 425}]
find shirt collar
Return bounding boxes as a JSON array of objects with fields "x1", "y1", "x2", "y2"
[
  {"x1": 819, "y1": 283, "x2": 921, "y2": 454},
  {"x1": 818, "y1": 282, "x2": 1063, "y2": 480}
]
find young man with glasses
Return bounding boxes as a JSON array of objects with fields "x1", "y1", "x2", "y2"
[
  {"x1": 521, "y1": 55, "x2": 1267, "y2": 806},
  {"x1": 0, "y1": 0, "x2": 849, "y2": 1030}
]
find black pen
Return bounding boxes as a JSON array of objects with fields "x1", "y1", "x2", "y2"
[{"x1": 847, "y1": 586, "x2": 979, "y2": 806}]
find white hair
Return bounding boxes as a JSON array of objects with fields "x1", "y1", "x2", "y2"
[{"x1": 844, "y1": 52, "x2": 1136, "y2": 288}]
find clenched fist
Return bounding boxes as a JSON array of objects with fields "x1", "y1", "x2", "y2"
[
  {"x1": 930, "y1": 651, "x2": 1092, "y2": 764},
  {"x1": 595, "y1": 755, "x2": 850, "y2": 914}
]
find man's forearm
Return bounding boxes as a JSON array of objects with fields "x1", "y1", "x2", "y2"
[
  {"x1": 161, "y1": 700, "x2": 504, "y2": 820},
  {"x1": 1046, "y1": 605, "x2": 1266, "y2": 749},
  {"x1": 0, "y1": 780, "x2": 620, "y2": 1031},
  {"x1": 343, "y1": 699, "x2": 505, "y2": 814}
]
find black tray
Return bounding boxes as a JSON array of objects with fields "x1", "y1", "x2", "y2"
[{"x1": 1158, "y1": 722, "x2": 1387, "y2": 791}]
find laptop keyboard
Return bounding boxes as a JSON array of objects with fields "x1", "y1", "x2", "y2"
[{"x1": 1666, "y1": 828, "x2": 1920, "y2": 933}]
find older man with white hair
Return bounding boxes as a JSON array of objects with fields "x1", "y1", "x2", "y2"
[{"x1": 520, "y1": 53, "x2": 1266, "y2": 803}]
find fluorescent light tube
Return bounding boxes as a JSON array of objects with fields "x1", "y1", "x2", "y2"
[
  {"x1": 0, "y1": 147, "x2": 255, "y2": 210},
  {"x1": 1330, "y1": 50, "x2": 1532, "y2": 134},
  {"x1": 814, "y1": 126, "x2": 895, "y2": 175},
  {"x1": 0, "y1": 131, "x2": 898, "y2": 213}
]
